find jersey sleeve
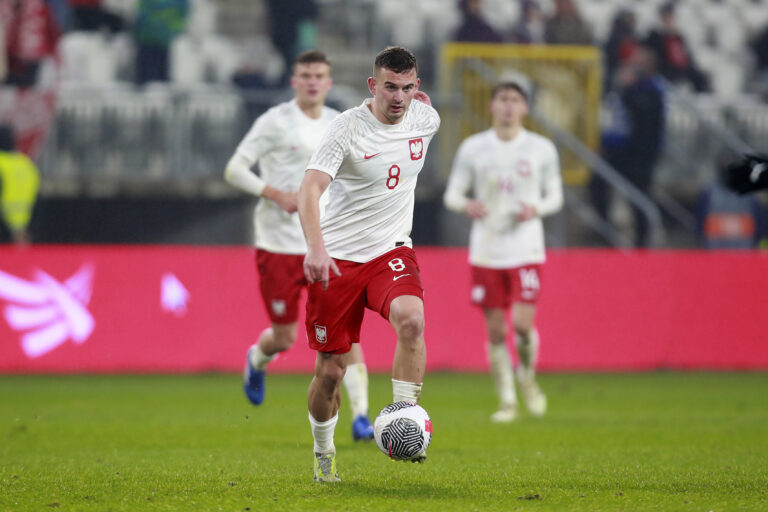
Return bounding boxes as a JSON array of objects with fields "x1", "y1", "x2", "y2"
[
  {"x1": 306, "y1": 113, "x2": 351, "y2": 179},
  {"x1": 412, "y1": 99, "x2": 441, "y2": 136},
  {"x1": 234, "y1": 111, "x2": 277, "y2": 164},
  {"x1": 224, "y1": 111, "x2": 277, "y2": 197},
  {"x1": 443, "y1": 139, "x2": 474, "y2": 212},
  {"x1": 536, "y1": 140, "x2": 564, "y2": 217}
]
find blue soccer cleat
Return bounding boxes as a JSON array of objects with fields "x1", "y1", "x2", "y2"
[
  {"x1": 243, "y1": 346, "x2": 265, "y2": 405},
  {"x1": 352, "y1": 414, "x2": 374, "y2": 441}
]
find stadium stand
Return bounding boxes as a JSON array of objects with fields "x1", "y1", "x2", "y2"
[{"x1": 1, "y1": 0, "x2": 766, "y2": 247}]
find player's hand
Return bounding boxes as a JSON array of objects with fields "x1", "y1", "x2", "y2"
[
  {"x1": 275, "y1": 191, "x2": 298, "y2": 213},
  {"x1": 263, "y1": 186, "x2": 298, "y2": 213},
  {"x1": 413, "y1": 91, "x2": 432, "y2": 106},
  {"x1": 725, "y1": 154, "x2": 768, "y2": 194},
  {"x1": 304, "y1": 246, "x2": 341, "y2": 290},
  {"x1": 465, "y1": 200, "x2": 487, "y2": 219},
  {"x1": 516, "y1": 203, "x2": 537, "y2": 221}
]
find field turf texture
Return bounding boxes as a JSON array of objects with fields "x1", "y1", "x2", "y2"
[{"x1": 2, "y1": 372, "x2": 767, "y2": 511}]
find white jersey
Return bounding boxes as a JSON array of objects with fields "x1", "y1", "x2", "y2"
[
  {"x1": 307, "y1": 99, "x2": 441, "y2": 263},
  {"x1": 232, "y1": 99, "x2": 339, "y2": 254},
  {"x1": 444, "y1": 128, "x2": 562, "y2": 268}
]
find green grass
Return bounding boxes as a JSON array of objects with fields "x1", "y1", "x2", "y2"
[{"x1": 1, "y1": 373, "x2": 767, "y2": 511}]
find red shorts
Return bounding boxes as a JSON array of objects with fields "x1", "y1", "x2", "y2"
[
  {"x1": 255, "y1": 249, "x2": 307, "y2": 323},
  {"x1": 470, "y1": 264, "x2": 543, "y2": 309},
  {"x1": 305, "y1": 247, "x2": 424, "y2": 354}
]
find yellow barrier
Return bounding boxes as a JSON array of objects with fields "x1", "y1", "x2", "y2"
[{"x1": 438, "y1": 43, "x2": 602, "y2": 186}]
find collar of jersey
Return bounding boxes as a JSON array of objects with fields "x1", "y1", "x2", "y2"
[{"x1": 361, "y1": 99, "x2": 406, "y2": 129}]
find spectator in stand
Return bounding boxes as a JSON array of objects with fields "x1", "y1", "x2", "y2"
[
  {"x1": 589, "y1": 46, "x2": 665, "y2": 248},
  {"x1": 644, "y1": 1, "x2": 710, "y2": 92},
  {"x1": 604, "y1": 9, "x2": 639, "y2": 93},
  {"x1": 0, "y1": 125, "x2": 40, "y2": 245},
  {"x1": 510, "y1": 0, "x2": 546, "y2": 45},
  {"x1": 750, "y1": 23, "x2": 768, "y2": 97},
  {"x1": 544, "y1": 0, "x2": 592, "y2": 46},
  {"x1": 68, "y1": 0, "x2": 123, "y2": 33},
  {"x1": 453, "y1": 0, "x2": 502, "y2": 43},
  {"x1": 266, "y1": 0, "x2": 319, "y2": 86},
  {"x1": 0, "y1": 0, "x2": 59, "y2": 87},
  {"x1": 133, "y1": 0, "x2": 188, "y2": 85}
]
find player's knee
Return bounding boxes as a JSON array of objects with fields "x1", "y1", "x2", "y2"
[
  {"x1": 272, "y1": 330, "x2": 296, "y2": 351},
  {"x1": 514, "y1": 322, "x2": 533, "y2": 340},
  {"x1": 316, "y1": 356, "x2": 346, "y2": 389},
  {"x1": 489, "y1": 325, "x2": 507, "y2": 344},
  {"x1": 394, "y1": 311, "x2": 424, "y2": 342}
]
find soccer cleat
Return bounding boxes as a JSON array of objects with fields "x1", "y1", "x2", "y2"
[
  {"x1": 490, "y1": 404, "x2": 518, "y2": 423},
  {"x1": 242, "y1": 346, "x2": 265, "y2": 405},
  {"x1": 520, "y1": 379, "x2": 547, "y2": 417},
  {"x1": 313, "y1": 452, "x2": 340, "y2": 482},
  {"x1": 351, "y1": 414, "x2": 375, "y2": 441}
]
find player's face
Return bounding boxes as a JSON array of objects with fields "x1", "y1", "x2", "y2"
[
  {"x1": 490, "y1": 88, "x2": 528, "y2": 127},
  {"x1": 291, "y1": 63, "x2": 332, "y2": 107},
  {"x1": 367, "y1": 67, "x2": 420, "y2": 124}
]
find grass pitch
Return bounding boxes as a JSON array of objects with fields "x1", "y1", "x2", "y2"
[{"x1": 1, "y1": 372, "x2": 767, "y2": 511}]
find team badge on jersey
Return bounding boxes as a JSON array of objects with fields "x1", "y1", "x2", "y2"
[
  {"x1": 516, "y1": 159, "x2": 532, "y2": 177},
  {"x1": 271, "y1": 299, "x2": 286, "y2": 317},
  {"x1": 314, "y1": 324, "x2": 327, "y2": 343},
  {"x1": 409, "y1": 138, "x2": 423, "y2": 160}
]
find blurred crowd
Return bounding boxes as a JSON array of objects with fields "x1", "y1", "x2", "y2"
[
  {"x1": 1, "y1": 0, "x2": 768, "y2": 95},
  {"x1": 1, "y1": 0, "x2": 767, "y2": 248}
]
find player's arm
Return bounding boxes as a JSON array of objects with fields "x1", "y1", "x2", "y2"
[
  {"x1": 518, "y1": 144, "x2": 564, "y2": 221},
  {"x1": 224, "y1": 153, "x2": 298, "y2": 214},
  {"x1": 224, "y1": 115, "x2": 298, "y2": 213},
  {"x1": 298, "y1": 170, "x2": 340, "y2": 289},
  {"x1": 444, "y1": 141, "x2": 487, "y2": 219}
]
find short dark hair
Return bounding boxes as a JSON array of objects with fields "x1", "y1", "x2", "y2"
[
  {"x1": 294, "y1": 50, "x2": 331, "y2": 69},
  {"x1": 373, "y1": 46, "x2": 418, "y2": 75},
  {"x1": 491, "y1": 81, "x2": 529, "y2": 101}
]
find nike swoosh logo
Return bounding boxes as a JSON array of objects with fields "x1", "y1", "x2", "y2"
[
  {"x1": 392, "y1": 274, "x2": 412, "y2": 281},
  {"x1": 364, "y1": 152, "x2": 382, "y2": 160}
]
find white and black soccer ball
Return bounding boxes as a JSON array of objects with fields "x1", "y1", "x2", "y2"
[{"x1": 373, "y1": 401, "x2": 433, "y2": 461}]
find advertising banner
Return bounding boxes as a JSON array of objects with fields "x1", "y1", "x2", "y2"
[{"x1": 1, "y1": 246, "x2": 767, "y2": 372}]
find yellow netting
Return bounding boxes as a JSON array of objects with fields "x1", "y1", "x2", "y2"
[{"x1": 438, "y1": 43, "x2": 602, "y2": 186}]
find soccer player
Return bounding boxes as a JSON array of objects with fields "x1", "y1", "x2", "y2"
[
  {"x1": 443, "y1": 81, "x2": 563, "y2": 423},
  {"x1": 224, "y1": 50, "x2": 375, "y2": 442},
  {"x1": 297, "y1": 46, "x2": 440, "y2": 482}
]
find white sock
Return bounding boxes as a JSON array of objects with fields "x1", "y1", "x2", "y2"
[
  {"x1": 308, "y1": 412, "x2": 338, "y2": 455},
  {"x1": 249, "y1": 334, "x2": 276, "y2": 370},
  {"x1": 392, "y1": 379, "x2": 422, "y2": 403},
  {"x1": 516, "y1": 328, "x2": 539, "y2": 384},
  {"x1": 343, "y1": 362, "x2": 369, "y2": 418},
  {"x1": 488, "y1": 342, "x2": 517, "y2": 408}
]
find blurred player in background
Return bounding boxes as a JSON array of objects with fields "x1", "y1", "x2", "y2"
[
  {"x1": 224, "y1": 50, "x2": 375, "y2": 442},
  {"x1": 298, "y1": 46, "x2": 440, "y2": 482},
  {"x1": 443, "y1": 81, "x2": 562, "y2": 423}
]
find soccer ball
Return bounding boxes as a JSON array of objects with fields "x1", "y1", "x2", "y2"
[{"x1": 373, "y1": 401, "x2": 433, "y2": 461}]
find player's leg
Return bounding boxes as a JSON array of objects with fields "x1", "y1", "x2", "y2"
[
  {"x1": 510, "y1": 264, "x2": 546, "y2": 416},
  {"x1": 512, "y1": 302, "x2": 546, "y2": 416},
  {"x1": 244, "y1": 323, "x2": 297, "y2": 405},
  {"x1": 484, "y1": 307, "x2": 518, "y2": 423},
  {"x1": 389, "y1": 294, "x2": 426, "y2": 402},
  {"x1": 244, "y1": 250, "x2": 304, "y2": 405},
  {"x1": 305, "y1": 258, "x2": 366, "y2": 482},
  {"x1": 343, "y1": 343, "x2": 374, "y2": 441},
  {"x1": 472, "y1": 265, "x2": 518, "y2": 422},
  {"x1": 308, "y1": 351, "x2": 345, "y2": 483}
]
